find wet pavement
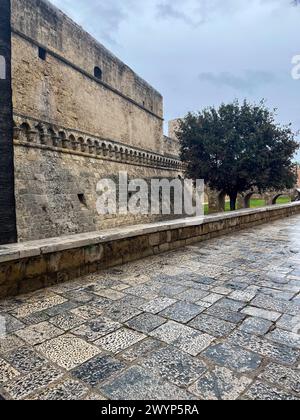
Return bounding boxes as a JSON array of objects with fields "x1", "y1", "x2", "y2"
[{"x1": 0, "y1": 215, "x2": 300, "y2": 400}]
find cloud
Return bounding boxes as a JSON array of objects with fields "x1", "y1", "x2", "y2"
[{"x1": 198, "y1": 70, "x2": 277, "y2": 93}]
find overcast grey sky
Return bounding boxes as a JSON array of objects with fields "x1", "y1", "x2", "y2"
[{"x1": 51, "y1": 0, "x2": 300, "y2": 157}]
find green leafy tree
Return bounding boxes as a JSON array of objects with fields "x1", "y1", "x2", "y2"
[{"x1": 177, "y1": 100, "x2": 299, "y2": 211}]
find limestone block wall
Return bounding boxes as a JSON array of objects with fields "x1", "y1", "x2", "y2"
[
  {"x1": 13, "y1": 118, "x2": 183, "y2": 242},
  {"x1": 11, "y1": 0, "x2": 164, "y2": 153}
]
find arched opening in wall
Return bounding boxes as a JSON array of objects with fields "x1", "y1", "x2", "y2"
[
  {"x1": 94, "y1": 67, "x2": 102, "y2": 80},
  {"x1": 272, "y1": 194, "x2": 291, "y2": 206},
  {"x1": 244, "y1": 193, "x2": 266, "y2": 209},
  {"x1": 19, "y1": 122, "x2": 30, "y2": 142}
]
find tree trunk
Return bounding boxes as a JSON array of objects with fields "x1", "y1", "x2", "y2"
[
  {"x1": 229, "y1": 193, "x2": 238, "y2": 211},
  {"x1": 0, "y1": 0, "x2": 17, "y2": 244}
]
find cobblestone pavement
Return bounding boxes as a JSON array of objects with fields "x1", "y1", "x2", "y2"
[{"x1": 1, "y1": 216, "x2": 300, "y2": 400}]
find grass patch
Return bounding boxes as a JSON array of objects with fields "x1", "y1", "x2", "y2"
[{"x1": 204, "y1": 196, "x2": 291, "y2": 215}]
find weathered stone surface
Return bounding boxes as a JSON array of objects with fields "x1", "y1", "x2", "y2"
[
  {"x1": 189, "y1": 367, "x2": 252, "y2": 400},
  {"x1": 72, "y1": 355, "x2": 126, "y2": 387},
  {"x1": 189, "y1": 314, "x2": 236, "y2": 338},
  {"x1": 241, "y1": 307, "x2": 281, "y2": 322},
  {"x1": 139, "y1": 297, "x2": 176, "y2": 314},
  {"x1": 0, "y1": 359, "x2": 19, "y2": 383},
  {"x1": 142, "y1": 346, "x2": 207, "y2": 387},
  {"x1": 5, "y1": 346, "x2": 47, "y2": 374},
  {"x1": 126, "y1": 313, "x2": 166, "y2": 334},
  {"x1": 203, "y1": 343, "x2": 262, "y2": 373},
  {"x1": 259, "y1": 363, "x2": 300, "y2": 394},
  {"x1": 101, "y1": 366, "x2": 194, "y2": 400},
  {"x1": 266, "y1": 329, "x2": 300, "y2": 350},
  {"x1": 239, "y1": 317, "x2": 273, "y2": 336},
  {"x1": 95, "y1": 328, "x2": 146, "y2": 354},
  {"x1": 36, "y1": 335, "x2": 101, "y2": 370},
  {"x1": 72, "y1": 318, "x2": 121, "y2": 342},
  {"x1": 244, "y1": 382, "x2": 299, "y2": 401},
  {"x1": 120, "y1": 338, "x2": 165, "y2": 362},
  {"x1": 160, "y1": 301, "x2": 204, "y2": 323},
  {"x1": 29, "y1": 379, "x2": 89, "y2": 401},
  {"x1": 150, "y1": 321, "x2": 196, "y2": 344},
  {"x1": 15, "y1": 322, "x2": 63, "y2": 346}
]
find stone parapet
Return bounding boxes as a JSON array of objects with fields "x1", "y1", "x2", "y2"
[{"x1": 1, "y1": 202, "x2": 300, "y2": 299}]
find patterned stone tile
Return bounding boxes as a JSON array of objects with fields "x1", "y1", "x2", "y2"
[
  {"x1": 189, "y1": 314, "x2": 236, "y2": 338},
  {"x1": 139, "y1": 298, "x2": 176, "y2": 315},
  {"x1": 118, "y1": 295, "x2": 147, "y2": 309},
  {"x1": 176, "y1": 289, "x2": 209, "y2": 303},
  {"x1": 70, "y1": 305, "x2": 103, "y2": 321},
  {"x1": 21, "y1": 311, "x2": 50, "y2": 325},
  {"x1": 189, "y1": 367, "x2": 252, "y2": 400},
  {"x1": 203, "y1": 343, "x2": 262, "y2": 373},
  {"x1": 101, "y1": 366, "x2": 195, "y2": 400},
  {"x1": 150, "y1": 321, "x2": 196, "y2": 344},
  {"x1": 173, "y1": 331, "x2": 215, "y2": 356},
  {"x1": 5, "y1": 347, "x2": 47, "y2": 374},
  {"x1": 120, "y1": 338, "x2": 165, "y2": 362},
  {"x1": 93, "y1": 289, "x2": 125, "y2": 301},
  {"x1": 227, "y1": 330, "x2": 300, "y2": 365},
  {"x1": 36, "y1": 334, "x2": 101, "y2": 370},
  {"x1": 239, "y1": 317, "x2": 273, "y2": 335},
  {"x1": 260, "y1": 363, "x2": 300, "y2": 394},
  {"x1": 126, "y1": 313, "x2": 166, "y2": 334},
  {"x1": 45, "y1": 301, "x2": 79, "y2": 317},
  {"x1": 241, "y1": 307, "x2": 281, "y2": 322},
  {"x1": 0, "y1": 335, "x2": 24, "y2": 355},
  {"x1": 158, "y1": 284, "x2": 187, "y2": 298},
  {"x1": 0, "y1": 314, "x2": 25, "y2": 334},
  {"x1": 201, "y1": 293, "x2": 223, "y2": 305},
  {"x1": 72, "y1": 354, "x2": 126, "y2": 387},
  {"x1": 49, "y1": 312, "x2": 86, "y2": 331},
  {"x1": 230, "y1": 290, "x2": 258, "y2": 303},
  {"x1": 0, "y1": 358, "x2": 20, "y2": 383},
  {"x1": 160, "y1": 301, "x2": 204, "y2": 323},
  {"x1": 72, "y1": 318, "x2": 121, "y2": 342},
  {"x1": 95, "y1": 328, "x2": 146, "y2": 354},
  {"x1": 63, "y1": 289, "x2": 95, "y2": 304},
  {"x1": 125, "y1": 285, "x2": 158, "y2": 300},
  {"x1": 15, "y1": 322, "x2": 63, "y2": 346},
  {"x1": 29, "y1": 379, "x2": 89, "y2": 400},
  {"x1": 101, "y1": 303, "x2": 142, "y2": 323},
  {"x1": 251, "y1": 294, "x2": 300, "y2": 317},
  {"x1": 9, "y1": 295, "x2": 67, "y2": 319},
  {"x1": 142, "y1": 346, "x2": 207, "y2": 387},
  {"x1": 1, "y1": 365, "x2": 64, "y2": 400},
  {"x1": 84, "y1": 392, "x2": 107, "y2": 400},
  {"x1": 215, "y1": 298, "x2": 246, "y2": 312},
  {"x1": 244, "y1": 381, "x2": 299, "y2": 401},
  {"x1": 267, "y1": 329, "x2": 300, "y2": 349},
  {"x1": 205, "y1": 305, "x2": 246, "y2": 324}
]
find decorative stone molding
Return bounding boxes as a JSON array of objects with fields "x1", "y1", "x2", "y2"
[{"x1": 13, "y1": 114, "x2": 184, "y2": 171}]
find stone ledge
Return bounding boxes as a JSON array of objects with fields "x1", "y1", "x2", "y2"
[{"x1": 0, "y1": 202, "x2": 300, "y2": 298}]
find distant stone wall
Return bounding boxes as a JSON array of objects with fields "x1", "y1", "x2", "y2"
[
  {"x1": 1, "y1": 202, "x2": 300, "y2": 299},
  {"x1": 11, "y1": 0, "x2": 164, "y2": 154}
]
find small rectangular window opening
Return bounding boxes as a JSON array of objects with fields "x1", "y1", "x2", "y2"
[{"x1": 38, "y1": 47, "x2": 47, "y2": 60}]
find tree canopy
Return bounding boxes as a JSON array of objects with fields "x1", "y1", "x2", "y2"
[{"x1": 177, "y1": 100, "x2": 299, "y2": 210}]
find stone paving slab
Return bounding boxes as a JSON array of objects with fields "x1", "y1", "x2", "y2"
[{"x1": 1, "y1": 215, "x2": 300, "y2": 400}]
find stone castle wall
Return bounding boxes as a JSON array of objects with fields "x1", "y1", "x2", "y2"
[{"x1": 9, "y1": 0, "x2": 184, "y2": 242}]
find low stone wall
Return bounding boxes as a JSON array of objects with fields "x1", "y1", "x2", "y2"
[{"x1": 1, "y1": 202, "x2": 300, "y2": 299}]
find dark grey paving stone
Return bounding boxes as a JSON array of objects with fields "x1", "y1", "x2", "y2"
[
  {"x1": 141, "y1": 346, "x2": 207, "y2": 387},
  {"x1": 160, "y1": 301, "x2": 204, "y2": 323},
  {"x1": 49, "y1": 312, "x2": 86, "y2": 331},
  {"x1": 192, "y1": 276, "x2": 216, "y2": 285},
  {"x1": 126, "y1": 313, "x2": 166, "y2": 334},
  {"x1": 118, "y1": 295, "x2": 147, "y2": 309},
  {"x1": 260, "y1": 363, "x2": 300, "y2": 394},
  {"x1": 72, "y1": 318, "x2": 121, "y2": 342},
  {"x1": 205, "y1": 305, "x2": 246, "y2": 324},
  {"x1": 251, "y1": 294, "x2": 300, "y2": 317},
  {"x1": 244, "y1": 381, "x2": 299, "y2": 401},
  {"x1": 189, "y1": 314, "x2": 236, "y2": 338},
  {"x1": 189, "y1": 366, "x2": 252, "y2": 400},
  {"x1": 239, "y1": 317, "x2": 273, "y2": 335},
  {"x1": 266, "y1": 328, "x2": 300, "y2": 349},
  {"x1": 45, "y1": 301, "x2": 79, "y2": 317},
  {"x1": 215, "y1": 298, "x2": 246, "y2": 312},
  {"x1": 21, "y1": 311, "x2": 50, "y2": 325},
  {"x1": 120, "y1": 338, "x2": 165, "y2": 363},
  {"x1": 1, "y1": 365, "x2": 64, "y2": 400},
  {"x1": 158, "y1": 284, "x2": 188, "y2": 298},
  {"x1": 4, "y1": 346, "x2": 47, "y2": 374},
  {"x1": 101, "y1": 366, "x2": 195, "y2": 400},
  {"x1": 29, "y1": 379, "x2": 89, "y2": 400},
  {"x1": 227, "y1": 330, "x2": 300, "y2": 365},
  {"x1": 203, "y1": 343, "x2": 262, "y2": 373},
  {"x1": 63, "y1": 290, "x2": 95, "y2": 304},
  {"x1": 276, "y1": 314, "x2": 300, "y2": 333},
  {"x1": 72, "y1": 355, "x2": 126, "y2": 387},
  {"x1": 177, "y1": 289, "x2": 209, "y2": 303}
]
